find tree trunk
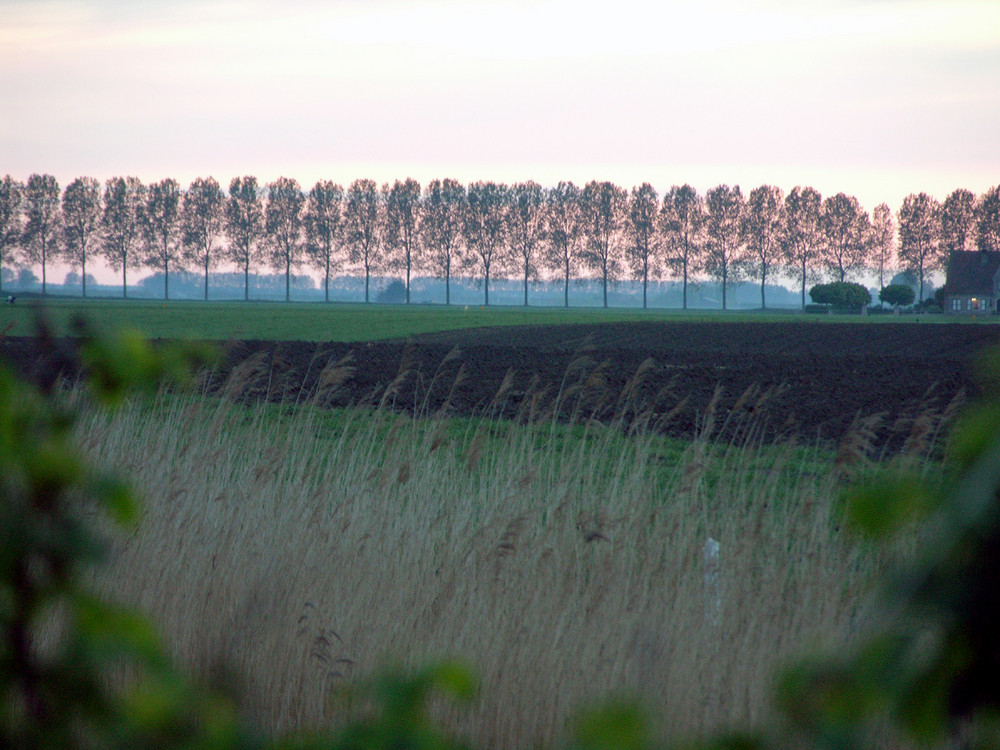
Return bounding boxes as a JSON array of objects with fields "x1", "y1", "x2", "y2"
[
  {"x1": 122, "y1": 263, "x2": 127, "y2": 299},
  {"x1": 721, "y1": 265, "x2": 727, "y2": 310},
  {"x1": 564, "y1": 257, "x2": 570, "y2": 308},
  {"x1": 801, "y1": 257, "x2": 806, "y2": 310},
  {"x1": 82, "y1": 256, "x2": 87, "y2": 298},
  {"x1": 285, "y1": 253, "x2": 290, "y2": 302},
  {"x1": 164, "y1": 255, "x2": 169, "y2": 300},
  {"x1": 324, "y1": 254, "x2": 330, "y2": 303},
  {"x1": 642, "y1": 262, "x2": 648, "y2": 310},
  {"x1": 364, "y1": 268, "x2": 370, "y2": 303},
  {"x1": 602, "y1": 264, "x2": 608, "y2": 309},
  {"x1": 445, "y1": 258, "x2": 450, "y2": 306},
  {"x1": 244, "y1": 261, "x2": 249, "y2": 301},
  {"x1": 204, "y1": 255, "x2": 209, "y2": 301},
  {"x1": 760, "y1": 266, "x2": 766, "y2": 310},
  {"x1": 682, "y1": 258, "x2": 688, "y2": 310},
  {"x1": 406, "y1": 255, "x2": 411, "y2": 304},
  {"x1": 524, "y1": 259, "x2": 529, "y2": 307},
  {"x1": 41, "y1": 244, "x2": 47, "y2": 295},
  {"x1": 484, "y1": 264, "x2": 490, "y2": 306}
]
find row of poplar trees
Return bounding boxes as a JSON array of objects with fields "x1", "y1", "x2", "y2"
[{"x1": 2, "y1": 174, "x2": 998, "y2": 308}]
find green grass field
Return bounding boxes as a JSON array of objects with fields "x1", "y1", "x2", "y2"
[{"x1": 0, "y1": 297, "x2": 978, "y2": 341}]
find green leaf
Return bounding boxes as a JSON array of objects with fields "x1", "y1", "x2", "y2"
[
  {"x1": 430, "y1": 660, "x2": 478, "y2": 702},
  {"x1": 571, "y1": 701, "x2": 648, "y2": 750},
  {"x1": 91, "y1": 475, "x2": 138, "y2": 526},
  {"x1": 74, "y1": 594, "x2": 168, "y2": 669},
  {"x1": 947, "y1": 402, "x2": 1000, "y2": 471},
  {"x1": 840, "y1": 474, "x2": 936, "y2": 539}
]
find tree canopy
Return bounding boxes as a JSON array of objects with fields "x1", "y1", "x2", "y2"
[
  {"x1": 22, "y1": 174, "x2": 61, "y2": 295},
  {"x1": 180, "y1": 177, "x2": 225, "y2": 301},
  {"x1": 100, "y1": 176, "x2": 145, "y2": 298},
  {"x1": 61, "y1": 176, "x2": 101, "y2": 297},
  {"x1": 879, "y1": 283, "x2": 915, "y2": 308},
  {"x1": 898, "y1": 192, "x2": 943, "y2": 303},
  {"x1": 704, "y1": 184, "x2": 745, "y2": 310}
]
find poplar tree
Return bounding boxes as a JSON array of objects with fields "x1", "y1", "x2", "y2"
[
  {"x1": 420, "y1": 178, "x2": 466, "y2": 306},
  {"x1": 142, "y1": 178, "x2": 181, "y2": 300},
  {"x1": 303, "y1": 180, "x2": 344, "y2": 303},
  {"x1": 384, "y1": 178, "x2": 421, "y2": 304},
  {"x1": 976, "y1": 186, "x2": 1000, "y2": 253},
  {"x1": 742, "y1": 184, "x2": 784, "y2": 309},
  {"x1": 463, "y1": 181, "x2": 510, "y2": 307},
  {"x1": 509, "y1": 181, "x2": 545, "y2": 307},
  {"x1": 781, "y1": 186, "x2": 823, "y2": 310},
  {"x1": 101, "y1": 176, "x2": 145, "y2": 298},
  {"x1": 940, "y1": 188, "x2": 977, "y2": 254},
  {"x1": 625, "y1": 183, "x2": 659, "y2": 309},
  {"x1": 821, "y1": 193, "x2": 870, "y2": 284},
  {"x1": 544, "y1": 182, "x2": 584, "y2": 308},
  {"x1": 22, "y1": 173, "x2": 61, "y2": 295},
  {"x1": 898, "y1": 192, "x2": 942, "y2": 303},
  {"x1": 704, "y1": 184, "x2": 745, "y2": 310},
  {"x1": 226, "y1": 176, "x2": 264, "y2": 301},
  {"x1": 0, "y1": 176, "x2": 24, "y2": 294},
  {"x1": 343, "y1": 179, "x2": 381, "y2": 304},
  {"x1": 180, "y1": 177, "x2": 225, "y2": 301},
  {"x1": 581, "y1": 180, "x2": 627, "y2": 309},
  {"x1": 870, "y1": 203, "x2": 896, "y2": 299},
  {"x1": 660, "y1": 184, "x2": 704, "y2": 310},
  {"x1": 61, "y1": 177, "x2": 101, "y2": 297},
  {"x1": 264, "y1": 177, "x2": 305, "y2": 302}
]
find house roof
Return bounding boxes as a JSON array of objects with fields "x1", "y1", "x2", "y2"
[{"x1": 942, "y1": 251, "x2": 1000, "y2": 296}]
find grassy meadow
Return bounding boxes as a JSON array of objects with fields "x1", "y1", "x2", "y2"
[
  {"x1": 0, "y1": 296, "x2": 982, "y2": 343},
  {"x1": 10, "y1": 300, "x2": 959, "y2": 746}
]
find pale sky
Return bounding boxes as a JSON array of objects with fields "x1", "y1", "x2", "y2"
[{"x1": 2, "y1": 0, "x2": 999, "y2": 212}]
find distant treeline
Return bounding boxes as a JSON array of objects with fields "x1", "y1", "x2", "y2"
[{"x1": 1, "y1": 175, "x2": 997, "y2": 308}]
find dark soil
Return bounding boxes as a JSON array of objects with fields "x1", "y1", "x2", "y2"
[{"x1": 4, "y1": 320, "x2": 1000, "y2": 446}]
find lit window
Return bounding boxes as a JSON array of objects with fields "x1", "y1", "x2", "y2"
[{"x1": 972, "y1": 298, "x2": 981, "y2": 311}]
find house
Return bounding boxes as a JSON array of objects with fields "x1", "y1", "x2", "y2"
[{"x1": 941, "y1": 250, "x2": 1000, "y2": 314}]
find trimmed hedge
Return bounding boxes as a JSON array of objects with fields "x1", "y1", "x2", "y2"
[{"x1": 809, "y1": 281, "x2": 872, "y2": 309}]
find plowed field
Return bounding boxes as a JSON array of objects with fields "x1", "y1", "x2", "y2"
[{"x1": 5, "y1": 320, "x2": 999, "y2": 445}]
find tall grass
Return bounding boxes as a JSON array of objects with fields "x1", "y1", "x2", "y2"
[{"x1": 76, "y1": 386, "x2": 917, "y2": 747}]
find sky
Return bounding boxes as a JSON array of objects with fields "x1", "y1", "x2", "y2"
[{"x1": 1, "y1": 0, "x2": 999, "y2": 214}]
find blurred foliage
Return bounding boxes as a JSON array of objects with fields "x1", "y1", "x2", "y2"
[
  {"x1": 0, "y1": 316, "x2": 239, "y2": 749},
  {"x1": 771, "y1": 343, "x2": 1000, "y2": 749},
  {"x1": 5, "y1": 317, "x2": 1000, "y2": 749}
]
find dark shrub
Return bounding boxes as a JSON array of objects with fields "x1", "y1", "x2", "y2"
[
  {"x1": 376, "y1": 279, "x2": 407, "y2": 304},
  {"x1": 879, "y1": 284, "x2": 915, "y2": 308},
  {"x1": 809, "y1": 281, "x2": 872, "y2": 310}
]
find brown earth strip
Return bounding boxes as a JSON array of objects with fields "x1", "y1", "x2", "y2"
[{"x1": 3, "y1": 320, "x2": 998, "y2": 447}]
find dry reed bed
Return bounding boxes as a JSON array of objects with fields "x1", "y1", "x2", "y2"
[{"x1": 75, "y1": 387, "x2": 915, "y2": 748}]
